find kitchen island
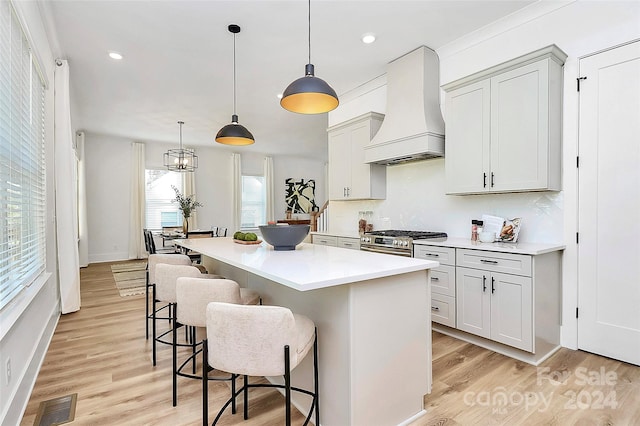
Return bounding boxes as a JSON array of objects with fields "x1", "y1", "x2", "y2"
[{"x1": 174, "y1": 237, "x2": 439, "y2": 426}]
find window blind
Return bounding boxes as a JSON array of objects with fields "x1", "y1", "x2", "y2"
[{"x1": 0, "y1": 1, "x2": 46, "y2": 309}]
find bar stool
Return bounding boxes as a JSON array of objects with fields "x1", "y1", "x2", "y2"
[
  {"x1": 203, "y1": 303, "x2": 319, "y2": 426},
  {"x1": 173, "y1": 277, "x2": 250, "y2": 408},
  {"x1": 147, "y1": 253, "x2": 192, "y2": 341},
  {"x1": 155, "y1": 264, "x2": 261, "y2": 404}
]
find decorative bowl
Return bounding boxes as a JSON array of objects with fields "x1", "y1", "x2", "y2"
[{"x1": 258, "y1": 225, "x2": 310, "y2": 251}]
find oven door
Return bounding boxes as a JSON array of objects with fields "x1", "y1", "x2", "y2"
[{"x1": 360, "y1": 245, "x2": 412, "y2": 257}]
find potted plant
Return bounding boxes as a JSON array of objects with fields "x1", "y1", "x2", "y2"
[{"x1": 171, "y1": 185, "x2": 203, "y2": 234}]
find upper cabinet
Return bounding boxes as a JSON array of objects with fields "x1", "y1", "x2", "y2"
[
  {"x1": 328, "y1": 112, "x2": 386, "y2": 200},
  {"x1": 443, "y1": 45, "x2": 567, "y2": 195}
]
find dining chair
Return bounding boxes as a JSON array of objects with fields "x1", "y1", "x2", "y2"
[
  {"x1": 203, "y1": 303, "x2": 319, "y2": 426},
  {"x1": 185, "y1": 231, "x2": 215, "y2": 263}
]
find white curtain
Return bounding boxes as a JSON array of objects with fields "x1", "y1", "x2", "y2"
[
  {"x1": 232, "y1": 153, "x2": 242, "y2": 231},
  {"x1": 54, "y1": 60, "x2": 81, "y2": 314},
  {"x1": 128, "y1": 142, "x2": 146, "y2": 259},
  {"x1": 183, "y1": 169, "x2": 198, "y2": 230},
  {"x1": 264, "y1": 156, "x2": 275, "y2": 223},
  {"x1": 76, "y1": 131, "x2": 89, "y2": 267}
]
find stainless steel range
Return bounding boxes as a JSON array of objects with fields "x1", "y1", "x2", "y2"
[{"x1": 360, "y1": 230, "x2": 448, "y2": 257}]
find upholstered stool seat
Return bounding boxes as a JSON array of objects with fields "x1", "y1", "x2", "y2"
[{"x1": 203, "y1": 303, "x2": 319, "y2": 426}]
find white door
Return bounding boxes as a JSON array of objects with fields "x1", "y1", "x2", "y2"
[{"x1": 578, "y1": 41, "x2": 640, "y2": 366}]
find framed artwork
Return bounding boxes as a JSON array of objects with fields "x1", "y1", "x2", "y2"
[{"x1": 285, "y1": 178, "x2": 318, "y2": 213}]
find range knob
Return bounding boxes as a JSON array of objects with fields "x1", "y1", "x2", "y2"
[{"x1": 403, "y1": 240, "x2": 409, "y2": 247}]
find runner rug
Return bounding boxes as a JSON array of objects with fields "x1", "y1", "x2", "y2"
[{"x1": 111, "y1": 261, "x2": 147, "y2": 297}]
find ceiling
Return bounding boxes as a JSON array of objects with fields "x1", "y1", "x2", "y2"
[{"x1": 43, "y1": 0, "x2": 537, "y2": 160}]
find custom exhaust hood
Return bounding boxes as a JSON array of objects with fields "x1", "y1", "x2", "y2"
[{"x1": 364, "y1": 46, "x2": 445, "y2": 165}]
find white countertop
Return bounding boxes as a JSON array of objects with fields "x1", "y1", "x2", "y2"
[
  {"x1": 175, "y1": 237, "x2": 439, "y2": 291},
  {"x1": 413, "y1": 237, "x2": 565, "y2": 255}
]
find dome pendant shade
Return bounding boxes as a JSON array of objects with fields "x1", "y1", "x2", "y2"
[
  {"x1": 216, "y1": 24, "x2": 255, "y2": 146},
  {"x1": 215, "y1": 114, "x2": 255, "y2": 146},
  {"x1": 280, "y1": 64, "x2": 339, "y2": 114}
]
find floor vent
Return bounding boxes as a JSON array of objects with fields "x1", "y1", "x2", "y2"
[{"x1": 33, "y1": 393, "x2": 77, "y2": 426}]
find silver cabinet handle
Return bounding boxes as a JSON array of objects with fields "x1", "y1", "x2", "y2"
[
  {"x1": 480, "y1": 259, "x2": 498, "y2": 264},
  {"x1": 424, "y1": 253, "x2": 440, "y2": 257},
  {"x1": 431, "y1": 277, "x2": 440, "y2": 281},
  {"x1": 431, "y1": 306, "x2": 440, "y2": 311}
]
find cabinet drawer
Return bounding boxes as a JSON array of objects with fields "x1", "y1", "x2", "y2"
[
  {"x1": 430, "y1": 265, "x2": 456, "y2": 297},
  {"x1": 457, "y1": 249, "x2": 532, "y2": 276},
  {"x1": 414, "y1": 245, "x2": 456, "y2": 266},
  {"x1": 431, "y1": 294, "x2": 456, "y2": 328},
  {"x1": 337, "y1": 237, "x2": 360, "y2": 250},
  {"x1": 312, "y1": 235, "x2": 337, "y2": 246}
]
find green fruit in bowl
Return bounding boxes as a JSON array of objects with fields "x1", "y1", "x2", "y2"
[
  {"x1": 233, "y1": 231, "x2": 245, "y2": 240},
  {"x1": 244, "y1": 232, "x2": 258, "y2": 241}
]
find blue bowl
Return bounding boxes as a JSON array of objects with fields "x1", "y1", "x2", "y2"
[{"x1": 258, "y1": 225, "x2": 310, "y2": 251}]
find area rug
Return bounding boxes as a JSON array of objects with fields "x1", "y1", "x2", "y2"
[{"x1": 111, "y1": 261, "x2": 147, "y2": 297}]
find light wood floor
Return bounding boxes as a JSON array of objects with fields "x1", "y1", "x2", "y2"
[{"x1": 21, "y1": 261, "x2": 640, "y2": 425}]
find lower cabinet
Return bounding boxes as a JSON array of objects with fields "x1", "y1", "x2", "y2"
[
  {"x1": 456, "y1": 266, "x2": 532, "y2": 352},
  {"x1": 416, "y1": 242, "x2": 561, "y2": 363},
  {"x1": 312, "y1": 235, "x2": 360, "y2": 250},
  {"x1": 337, "y1": 237, "x2": 360, "y2": 250},
  {"x1": 311, "y1": 235, "x2": 337, "y2": 246},
  {"x1": 414, "y1": 246, "x2": 456, "y2": 327}
]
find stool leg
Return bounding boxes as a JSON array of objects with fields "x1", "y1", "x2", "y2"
[
  {"x1": 313, "y1": 329, "x2": 320, "y2": 426},
  {"x1": 284, "y1": 345, "x2": 291, "y2": 426},
  {"x1": 202, "y1": 339, "x2": 208, "y2": 426},
  {"x1": 172, "y1": 304, "x2": 178, "y2": 407},
  {"x1": 231, "y1": 373, "x2": 236, "y2": 415},
  {"x1": 243, "y1": 375, "x2": 248, "y2": 419},
  {"x1": 145, "y1": 269, "x2": 150, "y2": 339},
  {"x1": 192, "y1": 327, "x2": 197, "y2": 374},
  {"x1": 152, "y1": 284, "x2": 157, "y2": 366}
]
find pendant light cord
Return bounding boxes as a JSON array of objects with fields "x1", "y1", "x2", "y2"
[
  {"x1": 178, "y1": 121, "x2": 184, "y2": 149},
  {"x1": 308, "y1": 0, "x2": 311, "y2": 65},
  {"x1": 233, "y1": 31, "x2": 237, "y2": 115}
]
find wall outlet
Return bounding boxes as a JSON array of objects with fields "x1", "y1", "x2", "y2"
[{"x1": 5, "y1": 358, "x2": 11, "y2": 385}]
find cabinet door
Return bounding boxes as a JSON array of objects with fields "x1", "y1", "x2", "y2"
[
  {"x1": 456, "y1": 267, "x2": 491, "y2": 339},
  {"x1": 490, "y1": 60, "x2": 550, "y2": 191},
  {"x1": 445, "y1": 79, "x2": 491, "y2": 194},
  {"x1": 328, "y1": 129, "x2": 351, "y2": 200},
  {"x1": 490, "y1": 272, "x2": 533, "y2": 352}
]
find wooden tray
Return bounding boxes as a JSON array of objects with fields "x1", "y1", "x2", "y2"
[{"x1": 233, "y1": 239, "x2": 262, "y2": 245}]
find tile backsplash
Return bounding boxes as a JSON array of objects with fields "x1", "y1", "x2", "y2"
[{"x1": 328, "y1": 159, "x2": 564, "y2": 244}]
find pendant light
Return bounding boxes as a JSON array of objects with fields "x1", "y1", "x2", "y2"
[
  {"x1": 164, "y1": 121, "x2": 198, "y2": 172},
  {"x1": 280, "y1": 0, "x2": 338, "y2": 114},
  {"x1": 216, "y1": 24, "x2": 255, "y2": 146}
]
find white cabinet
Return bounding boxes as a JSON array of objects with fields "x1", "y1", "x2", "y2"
[
  {"x1": 337, "y1": 237, "x2": 360, "y2": 250},
  {"x1": 414, "y1": 245, "x2": 456, "y2": 327},
  {"x1": 456, "y1": 250, "x2": 533, "y2": 352},
  {"x1": 312, "y1": 235, "x2": 337, "y2": 247},
  {"x1": 311, "y1": 235, "x2": 359, "y2": 250},
  {"x1": 443, "y1": 45, "x2": 566, "y2": 195},
  {"x1": 328, "y1": 112, "x2": 386, "y2": 200}
]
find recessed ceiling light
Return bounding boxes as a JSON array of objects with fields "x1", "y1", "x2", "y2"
[
  {"x1": 277, "y1": 93, "x2": 283, "y2": 99},
  {"x1": 361, "y1": 33, "x2": 376, "y2": 44},
  {"x1": 108, "y1": 51, "x2": 123, "y2": 60}
]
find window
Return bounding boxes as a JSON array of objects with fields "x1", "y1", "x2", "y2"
[
  {"x1": 0, "y1": 1, "x2": 47, "y2": 309},
  {"x1": 240, "y1": 175, "x2": 265, "y2": 230},
  {"x1": 145, "y1": 169, "x2": 184, "y2": 230}
]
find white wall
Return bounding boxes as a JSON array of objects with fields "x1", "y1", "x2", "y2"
[
  {"x1": 0, "y1": 2, "x2": 61, "y2": 424},
  {"x1": 84, "y1": 133, "x2": 326, "y2": 262},
  {"x1": 328, "y1": 1, "x2": 640, "y2": 349}
]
